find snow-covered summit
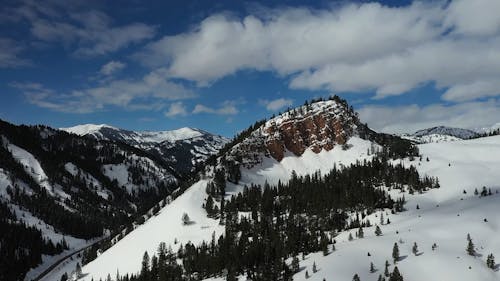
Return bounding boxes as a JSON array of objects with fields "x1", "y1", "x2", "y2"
[
  {"x1": 61, "y1": 124, "x2": 229, "y2": 174},
  {"x1": 139, "y1": 127, "x2": 205, "y2": 143},
  {"x1": 61, "y1": 124, "x2": 118, "y2": 136},
  {"x1": 61, "y1": 124, "x2": 206, "y2": 143}
]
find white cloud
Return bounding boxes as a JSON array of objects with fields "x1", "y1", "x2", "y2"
[
  {"x1": 259, "y1": 98, "x2": 293, "y2": 111},
  {"x1": 12, "y1": 68, "x2": 196, "y2": 113},
  {"x1": 100, "y1": 60, "x2": 126, "y2": 75},
  {"x1": 135, "y1": 0, "x2": 500, "y2": 102},
  {"x1": 0, "y1": 38, "x2": 30, "y2": 68},
  {"x1": 357, "y1": 99, "x2": 500, "y2": 134},
  {"x1": 192, "y1": 101, "x2": 239, "y2": 115},
  {"x1": 442, "y1": 79, "x2": 500, "y2": 102},
  {"x1": 6, "y1": 2, "x2": 156, "y2": 56},
  {"x1": 164, "y1": 102, "x2": 188, "y2": 117},
  {"x1": 444, "y1": 0, "x2": 500, "y2": 36}
]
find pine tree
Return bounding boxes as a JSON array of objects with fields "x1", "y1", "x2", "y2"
[
  {"x1": 370, "y1": 262, "x2": 376, "y2": 273},
  {"x1": 348, "y1": 233, "x2": 354, "y2": 241},
  {"x1": 313, "y1": 261, "x2": 317, "y2": 273},
  {"x1": 141, "y1": 251, "x2": 150, "y2": 278},
  {"x1": 353, "y1": 273, "x2": 361, "y2": 281},
  {"x1": 182, "y1": 212, "x2": 190, "y2": 225},
  {"x1": 486, "y1": 254, "x2": 495, "y2": 269},
  {"x1": 75, "y1": 262, "x2": 82, "y2": 278},
  {"x1": 375, "y1": 225, "x2": 382, "y2": 236},
  {"x1": 392, "y1": 243, "x2": 400, "y2": 263},
  {"x1": 389, "y1": 266, "x2": 403, "y2": 281},
  {"x1": 305, "y1": 270, "x2": 309, "y2": 279},
  {"x1": 466, "y1": 237, "x2": 476, "y2": 256},
  {"x1": 378, "y1": 274, "x2": 385, "y2": 281},
  {"x1": 412, "y1": 242, "x2": 418, "y2": 256},
  {"x1": 358, "y1": 226, "x2": 364, "y2": 238}
]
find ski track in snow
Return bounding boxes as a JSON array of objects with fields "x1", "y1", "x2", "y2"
[{"x1": 79, "y1": 135, "x2": 500, "y2": 281}]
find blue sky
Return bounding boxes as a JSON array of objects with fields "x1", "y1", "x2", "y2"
[{"x1": 1, "y1": 0, "x2": 500, "y2": 137}]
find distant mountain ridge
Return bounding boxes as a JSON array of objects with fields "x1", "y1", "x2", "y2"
[
  {"x1": 61, "y1": 124, "x2": 229, "y2": 175},
  {"x1": 401, "y1": 126, "x2": 479, "y2": 144},
  {"x1": 412, "y1": 126, "x2": 478, "y2": 139}
]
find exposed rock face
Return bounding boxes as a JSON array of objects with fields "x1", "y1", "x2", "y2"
[
  {"x1": 263, "y1": 103, "x2": 356, "y2": 160},
  {"x1": 226, "y1": 97, "x2": 360, "y2": 166}
]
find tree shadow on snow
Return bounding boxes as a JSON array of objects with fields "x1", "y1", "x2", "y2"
[
  {"x1": 183, "y1": 220, "x2": 196, "y2": 226},
  {"x1": 494, "y1": 264, "x2": 500, "y2": 272},
  {"x1": 398, "y1": 255, "x2": 408, "y2": 262},
  {"x1": 416, "y1": 252, "x2": 424, "y2": 256}
]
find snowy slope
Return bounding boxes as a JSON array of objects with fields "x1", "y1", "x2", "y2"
[
  {"x1": 240, "y1": 137, "x2": 376, "y2": 187},
  {"x1": 80, "y1": 180, "x2": 225, "y2": 280},
  {"x1": 79, "y1": 135, "x2": 500, "y2": 281},
  {"x1": 78, "y1": 136, "x2": 380, "y2": 281},
  {"x1": 401, "y1": 133, "x2": 463, "y2": 144},
  {"x1": 204, "y1": 135, "x2": 500, "y2": 281}
]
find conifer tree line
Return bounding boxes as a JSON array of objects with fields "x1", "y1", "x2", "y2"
[
  {"x1": 112, "y1": 154, "x2": 436, "y2": 281},
  {"x1": 0, "y1": 200, "x2": 68, "y2": 281}
]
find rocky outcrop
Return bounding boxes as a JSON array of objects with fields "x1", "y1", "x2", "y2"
[
  {"x1": 263, "y1": 104, "x2": 357, "y2": 161},
  {"x1": 226, "y1": 96, "x2": 360, "y2": 165}
]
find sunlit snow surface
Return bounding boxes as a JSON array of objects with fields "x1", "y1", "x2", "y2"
[{"x1": 81, "y1": 136, "x2": 500, "y2": 281}]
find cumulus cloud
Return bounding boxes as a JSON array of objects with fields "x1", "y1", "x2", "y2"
[
  {"x1": 259, "y1": 98, "x2": 293, "y2": 111},
  {"x1": 192, "y1": 101, "x2": 239, "y2": 115},
  {"x1": 357, "y1": 99, "x2": 500, "y2": 134},
  {"x1": 135, "y1": 0, "x2": 500, "y2": 102},
  {"x1": 100, "y1": 60, "x2": 126, "y2": 75},
  {"x1": 164, "y1": 102, "x2": 188, "y2": 117},
  {"x1": 12, "y1": 69, "x2": 195, "y2": 113}
]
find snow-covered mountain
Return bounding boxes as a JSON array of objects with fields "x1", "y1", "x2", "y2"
[
  {"x1": 61, "y1": 124, "x2": 229, "y2": 174},
  {"x1": 402, "y1": 126, "x2": 479, "y2": 143},
  {"x1": 7, "y1": 97, "x2": 500, "y2": 281},
  {"x1": 72, "y1": 96, "x2": 500, "y2": 281},
  {"x1": 0, "y1": 119, "x2": 180, "y2": 281},
  {"x1": 74, "y1": 97, "x2": 434, "y2": 281}
]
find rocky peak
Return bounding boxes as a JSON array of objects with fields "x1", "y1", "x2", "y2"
[
  {"x1": 262, "y1": 99, "x2": 358, "y2": 161},
  {"x1": 226, "y1": 96, "x2": 360, "y2": 167}
]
